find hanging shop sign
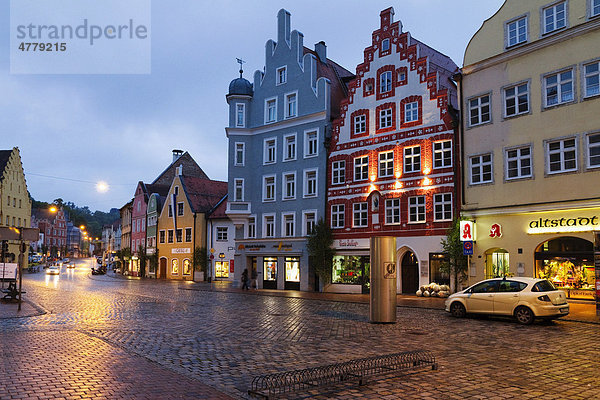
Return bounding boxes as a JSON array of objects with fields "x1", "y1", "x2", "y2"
[
  {"x1": 489, "y1": 223, "x2": 502, "y2": 238},
  {"x1": 460, "y1": 221, "x2": 475, "y2": 242},
  {"x1": 527, "y1": 215, "x2": 599, "y2": 234}
]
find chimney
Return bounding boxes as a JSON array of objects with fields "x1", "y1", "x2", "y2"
[
  {"x1": 172, "y1": 149, "x2": 183, "y2": 163},
  {"x1": 315, "y1": 41, "x2": 327, "y2": 63},
  {"x1": 277, "y1": 9, "x2": 291, "y2": 45}
]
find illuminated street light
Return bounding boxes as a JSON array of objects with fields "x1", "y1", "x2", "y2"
[
  {"x1": 80, "y1": 225, "x2": 85, "y2": 230},
  {"x1": 49, "y1": 206, "x2": 57, "y2": 213}
]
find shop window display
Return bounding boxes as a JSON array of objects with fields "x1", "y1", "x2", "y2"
[
  {"x1": 285, "y1": 257, "x2": 300, "y2": 282},
  {"x1": 264, "y1": 257, "x2": 277, "y2": 281},
  {"x1": 215, "y1": 261, "x2": 229, "y2": 278},
  {"x1": 332, "y1": 255, "x2": 370, "y2": 288},
  {"x1": 485, "y1": 249, "x2": 509, "y2": 279}
]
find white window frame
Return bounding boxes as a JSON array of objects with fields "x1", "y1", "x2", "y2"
[
  {"x1": 404, "y1": 146, "x2": 421, "y2": 173},
  {"x1": 353, "y1": 202, "x2": 368, "y2": 228},
  {"x1": 302, "y1": 210, "x2": 317, "y2": 236},
  {"x1": 332, "y1": 160, "x2": 345, "y2": 185},
  {"x1": 546, "y1": 137, "x2": 578, "y2": 174},
  {"x1": 378, "y1": 151, "x2": 394, "y2": 178},
  {"x1": 380, "y1": 71, "x2": 392, "y2": 93},
  {"x1": 303, "y1": 168, "x2": 318, "y2": 198},
  {"x1": 354, "y1": 156, "x2": 369, "y2": 181},
  {"x1": 468, "y1": 94, "x2": 491, "y2": 127},
  {"x1": 331, "y1": 204, "x2": 345, "y2": 229},
  {"x1": 379, "y1": 107, "x2": 393, "y2": 128},
  {"x1": 281, "y1": 212, "x2": 296, "y2": 238},
  {"x1": 276, "y1": 65, "x2": 287, "y2": 85},
  {"x1": 506, "y1": 15, "x2": 528, "y2": 47},
  {"x1": 586, "y1": 132, "x2": 600, "y2": 168},
  {"x1": 505, "y1": 145, "x2": 533, "y2": 180},
  {"x1": 234, "y1": 178, "x2": 244, "y2": 201},
  {"x1": 405, "y1": 101, "x2": 419, "y2": 123},
  {"x1": 433, "y1": 140, "x2": 452, "y2": 169},
  {"x1": 284, "y1": 91, "x2": 298, "y2": 119},
  {"x1": 542, "y1": 1, "x2": 567, "y2": 35},
  {"x1": 384, "y1": 198, "x2": 401, "y2": 225},
  {"x1": 591, "y1": 0, "x2": 600, "y2": 17},
  {"x1": 247, "y1": 215, "x2": 257, "y2": 239},
  {"x1": 234, "y1": 142, "x2": 245, "y2": 167},
  {"x1": 583, "y1": 60, "x2": 600, "y2": 98},
  {"x1": 282, "y1": 172, "x2": 296, "y2": 200},
  {"x1": 263, "y1": 213, "x2": 276, "y2": 238},
  {"x1": 544, "y1": 68, "x2": 575, "y2": 108},
  {"x1": 216, "y1": 227, "x2": 228, "y2": 241},
  {"x1": 235, "y1": 103, "x2": 245, "y2": 128},
  {"x1": 263, "y1": 137, "x2": 277, "y2": 165},
  {"x1": 283, "y1": 133, "x2": 297, "y2": 162},
  {"x1": 265, "y1": 97, "x2": 277, "y2": 124},
  {"x1": 263, "y1": 174, "x2": 276, "y2": 202},
  {"x1": 469, "y1": 153, "x2": 494, "y2": 185},
  {"x1": 504, "y1": 81, "x2": 530, "y2": 117},
  {"x1": 354, "y1": 114, "x2": 366, "y2": 135},
  {"x1": 408, "y1": 196, "x2": 426, "y2": 224},
  {"x1": 304, "y1": 129, "x2": 319, "y2": 158},
  {"x1": 433, "y1": 193, "x2": 453, "y2": 222}
]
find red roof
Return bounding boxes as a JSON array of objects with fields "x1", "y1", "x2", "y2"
[
  {"x1": 208, "y1": 196, "x2": 228, "y2": 219},
  {"x1": 180, "y1": 177, "x2": 227, "y2": 214}
]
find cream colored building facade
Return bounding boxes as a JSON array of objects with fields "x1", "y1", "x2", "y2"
[
  {"x1": 460, "y1": 0, "x2": 600, "y2": 299},
  {"x1": 0, "y1": 148, "x2": 32, "y2": 262}
]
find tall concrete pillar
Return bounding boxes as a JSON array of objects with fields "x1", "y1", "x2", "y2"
[{"x1": 370, "y1": 237, "x2": 397, "y2": 323}]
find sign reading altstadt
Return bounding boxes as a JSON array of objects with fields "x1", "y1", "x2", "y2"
[{"x1": 527, "y1": 215, "x2": 599, "y2": 234}]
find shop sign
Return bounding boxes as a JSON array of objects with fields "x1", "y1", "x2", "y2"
[
  {"x1": 489, "y1": 223, "x2": 502, "y2": 238},
  {"x1": 230, "y1": 259, "x2": 234, "y2": 273},
  {"x1": 459, "y1": 221, "x2": 474, "y2": 241},
  {"x1": 171, "y1": 248, "x2": 191, "y2": 254},
  {"x1": 527, "y1": 215, "x2": 599, "y2": 234},
  {"x1": 239, "y1": 244, "x2": 266, "y2": 252},
  {"x1": 275, "y1": 242, "x2": 293, "y2": 250},
  {"x1": 383, "y1": 262, "x2": 396, "y2": 279},
  {"x1": 334, "y1": 238, "x2": 370, "y2": 249}
]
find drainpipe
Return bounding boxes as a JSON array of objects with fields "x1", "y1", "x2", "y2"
[
  {"x1": 193, "y1": 212, "x2": 196, "y2": 280},
  {"x1": 452, "y1": 71, "x2": 466, "y2": 208}
]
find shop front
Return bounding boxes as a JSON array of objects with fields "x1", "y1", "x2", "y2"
[
  {"x1": 464, "y1": 206, "x2": 599, "y2": 300},
  {"x1": 328, "y1": 239, "x2": 370, "y2": 294}
]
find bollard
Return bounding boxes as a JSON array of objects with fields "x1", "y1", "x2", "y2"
[{"x1": 370, "y1": 236, "x2": 397, "y2": 323}]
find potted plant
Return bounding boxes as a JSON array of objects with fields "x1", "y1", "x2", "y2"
[{"x1": 193, "y1": 246, "x2": 208, "y2": 282}]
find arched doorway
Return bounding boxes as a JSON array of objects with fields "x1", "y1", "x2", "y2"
[
  {"x1": 484, "y1": 248, "x2": 509, "y2": 279},
  {"x1": 401, "y1": 252, "x2": 419, "y2": 294},
  {"x1": 159, "y1": 257, "x2": 167, "y2": 279}
]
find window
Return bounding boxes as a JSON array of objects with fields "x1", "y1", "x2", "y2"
[
  {"x1": 353, "y1": 202, "x2": 368, "y2": 227},
  {"x1": 304, "y1": 169, "x2": 317, "y2": 197},
  {"x1": 469, "y1": 94, "x2": 491, "y2": 126},
  {"x1": 247, "y1": 216, "x2": 256, "y2": 238},
  {"x1": 263, "y1": 175, "x2": 276, "y2": 202},
  {"x1": 506, "y1": 16, "x2": 527, "y2": 47},
  {"x1": 433, "y1": 140, "x2": 452, "y2": 169},
  {"x1": 379, "y1": 107, "x2": 393, "y2": 129},
  {"x1": 504, "y1": 82, "x2": 529, "y2": 117},
  {"x1": 587, "y1": 133, "x2": 600, "y2": 168},
  {"x1": 216, "y1": 227, "x2": 228, "y2": 241},
  {"x1": 176, "y1": 229, "x2": 183, "y2": 243},
  {"x1": 332, "y1": 160, "x2": 345, "y2": 185},
  {"x1": 354, "y1": 114, "x2": 366, "y2": 135},
  {"x1": 408, "y1": 196, "x2": 426, "y2": 223},
  {"x1": 236, "y1": 103, "x2": 245, "y2": 127},
  {"x1": 265, "y1": 98, "x2": 277, "y2": 123},
  {"x1": 285, "y1": 92, "x2": 297, "y2": 118},
  {"x1": 303, "y1": 211, "x2": 316, "y2": 236},
  {"x1": 380, "y1": 71, "x2": 392, "y2": 93},
  {"x1": 385, "y1": 198, "x2": 401, "y2": 224},
  {"x1": 331, "y1": 204, "x2": 345, "y2": 228},
  {"x1": 547, "y1": 138, "x2": 577, "y2": 173},
  {"x1": 545, "y1": 69, "x2": 574, "y2": 107},
  {"x1": 379, "y1": 151, "x2": 394, "y2": 178},
  {"x1": 305, "y1": 130, "x2": 318, "y2": 158},
  {"x1": 167, "y1": 230, "x2": 174, "y2": 243},
  {"x1": 506, "y1": 146, "x2": 533, "y2": 179},
  {"x1": 470, "y1": 154, "x2": 493, "y2": 184},
  {"x1": 183, "y1": 259, "x2": 191, "y2": 276},
  {"x1": 276, "y1": 66, "x2": 287, "y2": 85},
  {"x1": 433, "y1": 193, "x2": 452, "y2": 222},
  {"x1": 584, "y1": 61, "x2": 600, "y2": 98},
  {"x1": 354, "y1": 156, "x2": 369, "y2": 181},
  {"x1": 543, "y1": 2, "x2": 566, "y2": 34},
  {"x1": 185, "y1": 228, "x2": 192, "y2": 242},
  {"x1": 282, "y1": 213, "x2": 295, "y2": 237},
  {"x1": 405, "y1": 101, "x2": 419, "y2": 123},
  {"x1": 168, "y1": 204, "x2": 173, "y2": 217},
  {"x1": 263, "y1": 214, "x2": 275, "y2": 238},
  {"x1": 235, "y1": 142, "x2": 245, "y2": 166},
  {"x1": 264, "y1": 138, "x2": 277, "y2": 164},
  {"x1": 171, "y1": 259, "x2": 178, "y2": 275},
  {"x1": 593, "y1": 0, "x2": 600, "y2": 17},
  {"x1": 177, "y1": 202, "x2": 184, "y2": 216},
  {"x1": 381, "y1": 38, "x2": 390, "y2": 52},
  {"x1": 283, "y1": 134, "x2": 296, "y2": 161},
  {"x1": 283, "y1": 172, "x2": 296, "y2": 200},
  {"x1": 404, "y1": 146, "x2": 421, "y2": 173},
  {"x1": 234, "y1": 178, "x2": 244, "y2": 201}
]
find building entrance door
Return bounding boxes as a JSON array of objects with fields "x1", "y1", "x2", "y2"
[
  {"x1": 401, "y1": 252, "x2": 419, "y2": 294},
  {"x1": 263, "y1": 257, "x2": 278, "y2": 289},
  {"x1": 159, "y1": 258, "x2": 167, "y2": 279}
]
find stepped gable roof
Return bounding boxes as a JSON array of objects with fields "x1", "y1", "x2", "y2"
[
  {"x1": 179, "y1": 176, "x2": 228, "y2": 214},
  {"x1": 151, "y1": 152, "x2": 208, "y2": 186},
  {"x1": 208, "y1": 195, "x2": 228, "y2": 219}
]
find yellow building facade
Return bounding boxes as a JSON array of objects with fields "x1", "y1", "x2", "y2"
[{"x1": 460, "y1": 0, "x2": 600, "y2": 299}]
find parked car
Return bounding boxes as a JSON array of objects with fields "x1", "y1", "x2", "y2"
[
  {"x1": 46, "y1": 265, "x2": 60, "y2": 275},
  {"x1": 62, "y1": 258, "x2": 70, "y2": 264},
  {"x1": 445, "y1": 277, "x2": 569, "y2": 325}
]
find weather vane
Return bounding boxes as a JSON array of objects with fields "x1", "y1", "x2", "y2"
[{"x1": 236, "y1": 57, "x2": 246, "y2": 78}]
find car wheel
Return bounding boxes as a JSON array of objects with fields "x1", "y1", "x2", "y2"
[
  {"x1": 514, "y1": 306, "x2": 534, "y2": 325},
  {"x1": 450, "y1": 302, "x2": 466, "y2": 318}
]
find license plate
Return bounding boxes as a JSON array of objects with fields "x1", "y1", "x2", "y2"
[{"x1": 560, "y1": 307, "x2": 569, "y2": 313}]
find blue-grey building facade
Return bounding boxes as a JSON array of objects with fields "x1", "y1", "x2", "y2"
[{"x1": 226, "y1": 9, "x2": 352, "y2": 291}]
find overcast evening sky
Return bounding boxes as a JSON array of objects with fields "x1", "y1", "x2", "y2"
[{"x1": 0, "y1": 0, "x2": 505, "y2": 212}]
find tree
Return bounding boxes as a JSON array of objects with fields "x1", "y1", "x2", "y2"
[
  {"x1": 138, "y1": 244, "x2": 147, "y2": 277},
  {"x1": 440, "y1": 219, "x2": 469, "y2": 293},
  {"x1": 193, "y1": 246, "x2": 209, "y2": 277},
  {"x1": 307, "y1": 218, "x2": 334, "y2": 290},
  {"x1": 120, "y1": 247, "x2": 131, "y2": 274}
]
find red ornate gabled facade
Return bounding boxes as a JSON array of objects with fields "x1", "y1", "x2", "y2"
[{"x1": 326, "y1": 8, "x2": 459, "y2": 294}]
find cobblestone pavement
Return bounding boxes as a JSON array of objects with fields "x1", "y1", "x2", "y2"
[{"x1": 1, "y1": 258, "x2": 599, "y2": 399}]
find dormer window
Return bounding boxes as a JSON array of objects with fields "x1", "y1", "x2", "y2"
[
  {"x1": 276, "y1": 66, "x2": 287, "y2": 85},
  {"x1": 381, "y1": 38, "x2": 390, "y2": 52}
]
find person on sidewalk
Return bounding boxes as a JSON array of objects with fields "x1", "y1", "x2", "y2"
[
  {"x1": 241, "y1": 268, "x2": 250, "y2": 290},
  {"x1": 250, "y1": 268, "x2": 257, "y2": 290}
]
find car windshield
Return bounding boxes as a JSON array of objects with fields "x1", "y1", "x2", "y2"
[{"x1": 532, "y1": 280, "x2": 557, "y2": 292}]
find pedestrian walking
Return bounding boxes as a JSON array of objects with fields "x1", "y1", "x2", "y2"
[
  {"x1": 241, "y1": 268, "x2": 250, "y2": 290},
  {"x1": 250, "y1": 268, "x2": 257, "y2": 289}
]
